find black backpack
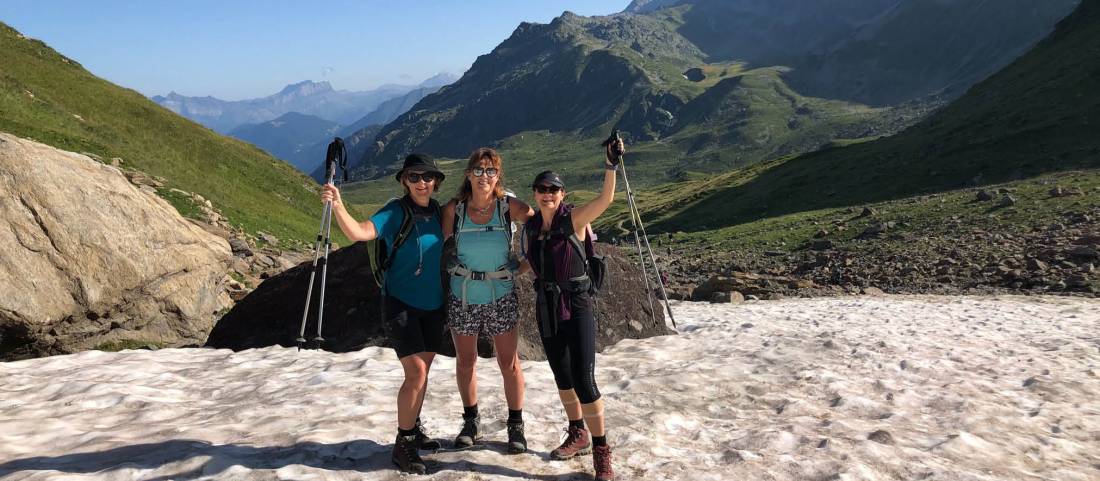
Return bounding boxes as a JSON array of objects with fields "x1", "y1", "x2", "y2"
[
  {"x1": 523, "y1": 213, "x2": 609, "y2": 296},
  {"x1": 369, "y1": 197, "x2": 441, "y2": 288},
  {"x1": 571, "y1": 225, "x2": 608, "y2": 296}
]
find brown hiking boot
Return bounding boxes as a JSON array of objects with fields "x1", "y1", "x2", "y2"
[
  {"x1": 550, "y1": 425, "x2": 591, "y2": 460},
  {"x1": 392, "y1": 433, "x2": 427, "y2": 474},
  {"x1": 593, "y1": 445, "x2": 614, "y2": 481}
]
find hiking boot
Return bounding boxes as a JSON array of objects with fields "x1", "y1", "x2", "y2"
[
  {"x1": 550, "y1": 425, "x2": 591, "y2": 460},
  {"x1": 593, "y1": 445, "x2": 614, "y2": 481},
  {"x1": 392, "y1": 434, "x2": 427, "y2": 474},
  {"x1": 453, "y1": 415, "x2": 480, "y2": 448},
  {"x1": 414, "y1": 419, "x2": 442, "y2": 451},
  {"x1": 506, "y1": 420, "x2": 527, "y2": 454}
]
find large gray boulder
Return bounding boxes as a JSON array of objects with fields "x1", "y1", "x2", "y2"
[
  {"x1": 0, "y1": 133, "x2": 232, "y2": 360},
  {"x1": 206, "y1": 242, "x2": 672, "y2": 360}
]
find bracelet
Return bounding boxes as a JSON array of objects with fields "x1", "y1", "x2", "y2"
[{"x1": 605, "y1": 164, "x2": 618, "y2": 171}]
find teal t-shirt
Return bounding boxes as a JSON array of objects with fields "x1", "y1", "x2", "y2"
[
  {"x1": 450, "y1": 200, "x2": 514, "y2": 304},
  {"x1": 370, "y1": 198, "x2": 443, "y2": 310}
]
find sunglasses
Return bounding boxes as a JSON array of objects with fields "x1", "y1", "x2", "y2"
[
  {"x1": 470, "y1": 167, "x2": 499, "y2": 178},
  {"x1": 534, "y1": 184, "x2": 562, "y2": 194},
  {"x1": 405, "y1": 172, "x2": 438, "y2": 184}
]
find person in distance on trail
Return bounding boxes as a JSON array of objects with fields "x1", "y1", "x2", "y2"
[
  {"x1": 521, "y1": 137, "x2": 624, "y2": 481},
  {"x1": 321, "y1": 153, "x2": 446, "y2": 475},
  {"x1": 440, "y1": 147, "x2": 535, "y2": 453}
]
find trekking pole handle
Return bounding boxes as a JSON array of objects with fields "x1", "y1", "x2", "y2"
[
  {"x1": 325, "y1": 137, "x2": 348, "y2": 184},
  {"x1": 601, "y1": 128, "x2": 624, "y2": 166}
]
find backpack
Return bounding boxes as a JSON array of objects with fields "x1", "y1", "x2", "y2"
[
  {"x1": 522, "y1": 211, "x2": 609, "y2": 296},
  {"x1": 369, "y1": 197, "x2": 441, "y2": 288},
  {"x1": 571, "y1": 225, "x2": 608, "y2": 296},
  {"x1": 447, "y1": 195, "x2": 519, "y2": 305},
  {"x1": 453, "y1": 195, "x2": 514, "y2": 247}
]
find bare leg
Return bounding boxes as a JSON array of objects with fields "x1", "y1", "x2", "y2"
[
  {"x1": 558, "y1": 389, "x2": 582, "y2": 422},
  {"x1": 582, "y1": 399, "x2": 606, "y2": 437},
  {"x1": 414, "y1": 352, "x2": 434, "y2": 418},
  {"x1": 493, "y1": 328, "x2": 525, "y2": 411},
  {"x1": 398, "y1": 352, "x2": 435, "y2": 430},
  {"x1": 452, "y1": 333, "x2": 479, "y2": 408}
]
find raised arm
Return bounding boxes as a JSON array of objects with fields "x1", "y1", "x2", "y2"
[
  {"x1": 570, "y1": 138, "x2": 623, "y2": 232},
  {"x1": 322, "y1": 183, "x2": 378, "y2": 242}
]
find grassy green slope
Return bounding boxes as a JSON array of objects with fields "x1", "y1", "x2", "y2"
[
  {"x1": 606, "y1": 0, "x2": 1100, "y2": 235},
  {"x1": 356, "y1": 10, "x2": 917, "y2": 189},
  {"x1": 0, "y1": 23, "x2": 326, "y2": 244}
]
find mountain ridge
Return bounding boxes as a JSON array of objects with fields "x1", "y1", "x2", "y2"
[
  {"x1": 601, "y1": 0, "x2": 1099, "y2": 235},
  {"x1": 152, "y1": 79, "x2": 415, "y2": 133},
  {"x1": 349, "y1": 0, "x2": 1076, "y2": 184}
]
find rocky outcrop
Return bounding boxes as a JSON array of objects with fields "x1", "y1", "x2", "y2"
[
  {"x1": 0, "y1": 133, "x2": 232, "y2": 360},
  {"x1": 661, "y1": 187, "x2": 1100, "y2": 298},
  {"x1": 206, "y1": 243, "x2": 672, "y2": 360}
]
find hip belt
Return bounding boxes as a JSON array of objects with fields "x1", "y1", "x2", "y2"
[{"x1": 535, "y1": 275, "x2": 590, "y2": 338}]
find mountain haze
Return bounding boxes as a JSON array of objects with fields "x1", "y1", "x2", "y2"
[
  {"x1": 300, "y1": 76, "x2": 458, "y2": 180},
  {"x1": 228, "y1": 112, "x2": 340, "y2": 172},
  {"x1": 151, "y1": 81, "x2": 413, "y2": 133}
]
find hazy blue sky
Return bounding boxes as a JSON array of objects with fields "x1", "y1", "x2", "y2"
[{"x1": 2, "y1": 1, "x2": 628, "y2": 100}]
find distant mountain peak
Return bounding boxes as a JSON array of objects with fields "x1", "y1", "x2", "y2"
[
  {"x1": 419, "y1": 72, "x2": 459, "y2": 88},
  {"x1": 277, "y1": 80, "x2": 333, "y2": 97},
  {"x1": 623, "y1": 0, "x2": 685, "y2": 14}
]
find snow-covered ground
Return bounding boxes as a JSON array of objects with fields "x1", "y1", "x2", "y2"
[{"x1": 2, "y1": 296, "x2": 1099, "y2": 481}]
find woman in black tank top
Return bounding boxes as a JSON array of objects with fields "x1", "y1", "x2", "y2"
[{"x1": 521, "y1": 137, "x2": 623, "y2": 481}]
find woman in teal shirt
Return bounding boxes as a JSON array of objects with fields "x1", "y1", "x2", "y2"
[
  {"x1": 441, "y1": 147, "x2": 534, "y2": 453},
  {"x1": 322, "y1": 153, "x2": 445, "y2": 475}
]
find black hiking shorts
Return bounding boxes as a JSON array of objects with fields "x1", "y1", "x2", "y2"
[{"x1": 383, "y1": 295, "x2": 446, "y2": 359}]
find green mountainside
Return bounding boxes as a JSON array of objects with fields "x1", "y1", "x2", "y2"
[
  {"x1": 630, "y1": 0, "x2": 1078, "y2": 105},
  {"x1": 786, "y1": 0, "x2": 1081, "y2": 105},
  {"x1": 352, "y1": 0, "x2": 1075, "y2": 189},
  {"x1": 354, "y1": 12, "x2": 910, "y2": 184},
  {"x1": 599, "y1": 0, "x2": 1100, "y2": 236},
  {"x1": 355, "y1": 12, "x2": 698, "y2": 177},
  {"x1": 0, "y1": 22, "x2": 331, "y2": 245}
]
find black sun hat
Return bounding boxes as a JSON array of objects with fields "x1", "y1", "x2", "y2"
[
  {"x1": 395, "y1": 153, "x2": 445, "y2": 182},
  {"x1": 531, "y1": 170, "x2": 564, "y2": 189}
]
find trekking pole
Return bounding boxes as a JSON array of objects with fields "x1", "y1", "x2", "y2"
[
  {"x1": 603, "y1": 129, "x2": 678, "y2": 330},
  {"x1": 297, "y1": 137, "x2": 348, "y2": 350},
  {"x1": 625, "y1": 189, "x2": 657, "y2": 325},
  {"x1": 601, "y1": 131, "x2": 654, "y2": 324}
]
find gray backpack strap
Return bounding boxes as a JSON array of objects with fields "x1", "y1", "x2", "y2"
[{"x1": 454, "y1": 200, "x2": 467, "y2": 244}]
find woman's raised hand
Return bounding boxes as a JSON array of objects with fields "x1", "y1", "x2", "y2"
[
  {"x1": 605, "y1": 137, "x2": 625, "y2": 167},
  {"x1": 321, "y1": 183, "x2": 343, "y2": 207}
]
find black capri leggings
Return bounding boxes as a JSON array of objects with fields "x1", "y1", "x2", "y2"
[{"x1": 538, "y1": 292, "x2": 601, "y2": 404}]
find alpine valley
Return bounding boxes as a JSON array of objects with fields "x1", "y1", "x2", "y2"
[{"x1": 1, "y1": 0, "x2": 1097, "y2": 362}]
